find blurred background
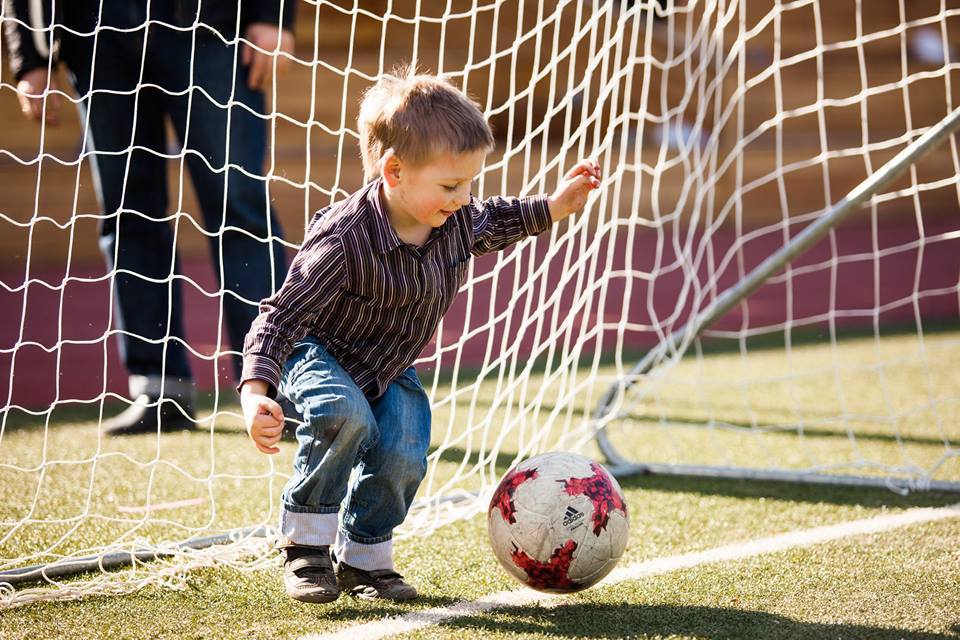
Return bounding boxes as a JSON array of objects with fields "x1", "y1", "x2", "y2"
[{"x1": 1, "y1": 0, "x2": 958, "y2": 411}]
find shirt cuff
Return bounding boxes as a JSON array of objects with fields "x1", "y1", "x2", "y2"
[
  {"x1": 238, "y1": 354, "x2": 282, "y2": 397},
  {"x1": 518, "y1": 195, "x2": 553, "y2": 237},
  {"x1": 246, "y1": 2, "x2": 297, "y2": 30}
]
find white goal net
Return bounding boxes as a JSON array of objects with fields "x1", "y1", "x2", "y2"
[{"x1": 0, "y1": 0, "x2": 958, "y2": 606}]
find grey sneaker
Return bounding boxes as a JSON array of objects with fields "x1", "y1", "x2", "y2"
[
  {"x1": 102, "y1": 376, "x2": 196, "y2": 436},
  {"x1": 101, "y1": 394, "x2": 195, "y2": 436},
  {"x1": 281, "y1": 544, "x2": 340, "y2": 604},
  {"x1": 334, "y1": 558, "x2": 418, "y2": 601}
]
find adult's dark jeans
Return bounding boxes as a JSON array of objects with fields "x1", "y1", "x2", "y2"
[{"x1": 65, "y1": 14, "x2": 288, "y2": 386}]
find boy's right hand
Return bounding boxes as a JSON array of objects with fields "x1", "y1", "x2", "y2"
[{"x1": 240, "y1": 380, "x2": 285, "y2": 455}]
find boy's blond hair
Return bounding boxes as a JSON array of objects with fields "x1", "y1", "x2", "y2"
[{"x1": 358, "y1": 67, "x2": 494, "y2": 182}]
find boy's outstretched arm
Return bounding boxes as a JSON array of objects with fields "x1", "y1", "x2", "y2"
[
  {"x1": 547, "y1": 159, "x2": 602, "y2": 222},
  {"x1": 469, "y1": 159, "x2": 601, "y2": 256}
]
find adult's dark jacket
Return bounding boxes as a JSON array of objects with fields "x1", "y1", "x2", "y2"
[{"x1": 2, "y1": 0, "x2": 297, "y2": 81}]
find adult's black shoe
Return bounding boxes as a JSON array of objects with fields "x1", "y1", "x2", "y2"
[{"x1": 101, "y1": 375, "x2": 196, "y2": 436}]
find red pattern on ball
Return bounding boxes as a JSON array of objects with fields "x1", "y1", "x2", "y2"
[
  {"x1": 490, "y1": 467, "x2": 538, "y2": 524},
  {"x1": 562, "y1": 462, "x2": 627, "y2": 535},
  {"x1": 510, "y1": 539, "x2": 578, "y2": 590}
]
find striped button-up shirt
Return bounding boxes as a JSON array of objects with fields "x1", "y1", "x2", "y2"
[{"x1": 241, "y1": 178, "x2": 552, "y2": 400}]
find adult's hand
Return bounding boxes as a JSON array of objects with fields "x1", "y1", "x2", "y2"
[
  {"x1": 16, "y1": 68, "x2": 61, "y2": 126},
  {"x1": 242, "y1": 23, "x2": 295, "y2": 91}
]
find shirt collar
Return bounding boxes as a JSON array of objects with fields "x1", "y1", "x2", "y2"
[
  {"x1": 366, "y1": 178, "x2": 404, "y2": 255},
  {"x1": 366, "y1": 178, "x2": 453, "y2": 254}
]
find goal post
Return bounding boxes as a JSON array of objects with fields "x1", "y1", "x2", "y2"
[
  {"x1": 1, "y1": 0, "x2": 959, "y2": 606},
  {"x1": 594, "y1": 104, "x2": 960, "y2": 493}
]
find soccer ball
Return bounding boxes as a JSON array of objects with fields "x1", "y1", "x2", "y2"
[{"x1": 487, "y1": 452, "x2": 629, "y2": 593}]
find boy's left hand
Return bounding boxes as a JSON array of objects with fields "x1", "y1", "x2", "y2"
[{"x1": 547, "y1": 160, "x2": 601, "y2": 222}]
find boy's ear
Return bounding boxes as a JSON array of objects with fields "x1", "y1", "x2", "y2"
[{"x1": 381, "y1": 150, "x2": 402, "y2": 188}]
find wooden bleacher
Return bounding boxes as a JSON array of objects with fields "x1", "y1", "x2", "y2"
[{"x1": 0, "y1": 0, "x2": 957, "y2": 270}]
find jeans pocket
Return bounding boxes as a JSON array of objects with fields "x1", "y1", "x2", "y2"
[
  {"x1": 397, "y1": 366, "x2": 424, "y2": 392},
  {"x1": 283, "y1": 339, "x2": 326, "y2": 384}
]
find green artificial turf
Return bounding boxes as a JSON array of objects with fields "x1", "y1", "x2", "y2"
[
  {"x1": 0, "y1": 330, "x2": 958, "y2": 639},
  {"x1": 400, "y1": 517, "x2": 960, "y2": 639},
  {"x1": 1, "y1": 477, "x2": 956, "y2": 640}
]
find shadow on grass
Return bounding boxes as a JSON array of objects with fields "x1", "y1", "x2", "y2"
[
  {"x1": 430, "y1": 445, "x2": 518, "y2": 472},
  {"x1": 311, "y1": 593, "x2": 462, "y2": 623},
  {"x1": 1, "y1": 402, "x2": 110, "y2": 432},
  {"x1": 426, "y1": 447, "x2": 959, "y2": 508},
  {"x1": 422, "y1": 319, "x2": 960, "y2": 389},
  {"x1": 616, "y1": 472, "x2": 960, "y2": 509},
  {"x1": 0, "y1": 565, "x2": 462, "y2": 627},
  {"x1": 0, "y1": 393, "x2": 238, "y2": 433},
  {"x1": 3, "y1": 414, "x2": 957, "y2": 514},
  {"x1": 440, "y1": 602, "x2": 959, "y2": 639},
  {"x1": 6, "y1": 390, "x2": 954, "y2": 469},
  {"x1": 610, "y1": 412, "x2": 953, "y2": 447}
]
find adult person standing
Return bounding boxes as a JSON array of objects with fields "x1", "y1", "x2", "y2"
[{"x1": 4, "y1": 0, "x2": 295, "y2": 434}]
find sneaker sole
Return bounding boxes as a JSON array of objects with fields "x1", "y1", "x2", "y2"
[
  {"x1": 288, "y1": 588, "x2": 341, "y2": 604},
  {"x1": 342, "y1": 584, "x2": 417, "y2": 601}
]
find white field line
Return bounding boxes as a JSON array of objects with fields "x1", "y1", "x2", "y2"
[{"x1": 302, "y1": 502, "x2": 960, "y2": 640}]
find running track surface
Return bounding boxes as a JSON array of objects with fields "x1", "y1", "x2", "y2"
[{"x1": 1, "y1": 216, "x2": 957, "y2": 409}]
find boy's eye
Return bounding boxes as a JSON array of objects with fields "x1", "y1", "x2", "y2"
[{"x1": 442, "y1": 185, "x2": 458, "y2": 192}]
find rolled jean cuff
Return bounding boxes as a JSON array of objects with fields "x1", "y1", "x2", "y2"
[
  {"x1": 334, "y1": 532, "x2": 393, "y2": 572},
  {"x1": 280, "y1": 506, "x2": 339, "y2": 546}
]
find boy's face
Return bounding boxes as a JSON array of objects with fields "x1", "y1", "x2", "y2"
[{"x1": 389, "y1": 149, "x2": 487, "y2": 228}]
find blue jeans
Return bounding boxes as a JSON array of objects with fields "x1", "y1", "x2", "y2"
[
  {"x1": 277, "y1": 338, "x2": 431, "y2": 571},
  {"x1": 66, "y1": 14, "x2": 287, "y2": 383}
]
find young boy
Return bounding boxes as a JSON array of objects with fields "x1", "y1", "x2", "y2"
[{"x1": 239, "y1": 69, "x2": 600, "y2": 603}]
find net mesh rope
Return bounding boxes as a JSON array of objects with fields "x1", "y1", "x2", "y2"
[{"x1": 0, "y1": 0, "x2": 958, "y2": 606}]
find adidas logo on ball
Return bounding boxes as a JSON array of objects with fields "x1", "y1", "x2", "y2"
[
  {"x1": 488, "y1": 453, "x2": 629, "y2": 593},
  {"x1": 562, "y1": 506, "x2": 584, "y2": 527}
]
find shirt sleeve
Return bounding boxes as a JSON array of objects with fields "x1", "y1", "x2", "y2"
[
  {"x1": 2, "y1": 0, "x2": 58, "y2": 81},
  {"x1": 469, "y1": 195, "x2": 552, "y2": 257},
  {"x1": 240, "y1": 231, "x2": 345, "y2": 397}
]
